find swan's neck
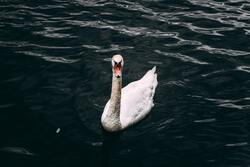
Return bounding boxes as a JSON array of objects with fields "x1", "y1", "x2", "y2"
[{"x1": 106, "y1": 74, "x2": 122, "y2": 130}]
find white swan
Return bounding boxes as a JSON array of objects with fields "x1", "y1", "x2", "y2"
[{"x1": 101, "y1": 54, "x2": 158, "y2": 132}]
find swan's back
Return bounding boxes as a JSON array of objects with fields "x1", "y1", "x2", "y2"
[{"x1": 120, "y1": 67, "x2": 158, "y2": 128}]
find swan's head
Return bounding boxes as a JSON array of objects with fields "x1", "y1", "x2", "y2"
[{"x1": 112, "y1": 54, "x2": 124, "y2": 78}]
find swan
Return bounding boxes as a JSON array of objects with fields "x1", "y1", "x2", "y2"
[{"x1": 101, "y1": 54, "x2": 158, "y2": 132}]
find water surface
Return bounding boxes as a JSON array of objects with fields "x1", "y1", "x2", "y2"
[{"x1": 1, "y1": 0, "x2": 250, "y2": 166}]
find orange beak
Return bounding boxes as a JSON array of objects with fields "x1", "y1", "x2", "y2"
[{"x1": 114, "y1": 65, "x2": 122, "y2": 78}]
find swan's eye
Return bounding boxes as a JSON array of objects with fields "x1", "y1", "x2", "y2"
[
  {"x1": 117, "y1": 61, "x2": 123, "y2": 67},
  {"x1": 112, "y1": 60, "x2": 123, "y2": 67}
]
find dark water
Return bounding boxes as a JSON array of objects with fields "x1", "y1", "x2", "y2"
[{"x1": 1, "y1": 0, "x2": 250, "y2": 166}]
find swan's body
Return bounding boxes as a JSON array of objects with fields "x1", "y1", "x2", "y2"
[{"x1": 101, "y1": 55, "x2": 158, "y2": 132}]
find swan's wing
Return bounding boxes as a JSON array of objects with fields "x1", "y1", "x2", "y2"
[{"x1": 120, "y1": 67, "x2": 158, "y2": 128}]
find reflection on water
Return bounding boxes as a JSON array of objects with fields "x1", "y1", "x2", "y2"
[{"x1": 0, "y1": 0, "x2": 250, "y2": 166}]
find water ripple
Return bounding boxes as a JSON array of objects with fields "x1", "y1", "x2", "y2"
[
  {"x1": 155, "y1": 118, "x2": 175, "y2": 131},
  {"x1": 180, "y1": 22, "x2": 228, "y2": 36},
  {"x1": 167, "y1": 39, "x2": 202, "y2": 46},
  {"x1": 67, "y1": 20, "x2": 178, "y2": 38},
  {"x1": 81, "y1": 44, "x2": 133, "y2": 53},
  {"x1": 75, "y1": 0, "x2": 110, "y2": 7},
  {"x1": 0, "y1": 147, "x2": 35, "y2": 156},
  {"x1": 197, "y1": 45, "x2": 250, "y2": 56},
  {"x1": 0, "y1": 40, "x2": 75, "y2": 49},
  {"x1": 17, "y1": 51, "x2": 80, "y2": 64},
  {"x1": 237, "y1": 66, "x2": 250, "y2": 73},
  {"x1": 155, "y1": 49, "x2": 209, "y2": 65},
  {"x1": 0, "y1": 103, "x2": 15, "y2": 109},
  {"x1": 225, "y1": 142, "x2": 248, "y2": 147},
  {"x1": 201, "y1": 69, "x2": 226, "y2": 77},
  {"x1": 194, "y1": 118, "x2": 216, "y2": 123},
  {"x1": 95, "y1": 44, "x2": 134, "y2": 53},
  {"x1": 163, "y1": 80, "x2": 186, "y2": 87},
  {"x1": 33, "y1": 26, "x2": 76, "y2": 39},
  {"x1": 205, "y1": 97, "x2": 250, "y2": 110}
]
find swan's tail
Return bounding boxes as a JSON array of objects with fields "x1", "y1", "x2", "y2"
[
  {"x1": 142, "y1": 66, "x2": 157, "y2": 83},
  {"x1": 151, "y1": 66, "x2": 156, "y2": 74},
  {"x1": 140, "y1": 66, "x2": 158, "y2": 113},
  {"x1": 141, "y1": 67, "x2": 158, "y2": 100},
  {"x1": 151, "y1": 66, "x2": 158, "y2": 89}
]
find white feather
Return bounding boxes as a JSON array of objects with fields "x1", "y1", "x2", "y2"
[{"x1": 102, "y1": 67, "x2": 158, "y2": 129}]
